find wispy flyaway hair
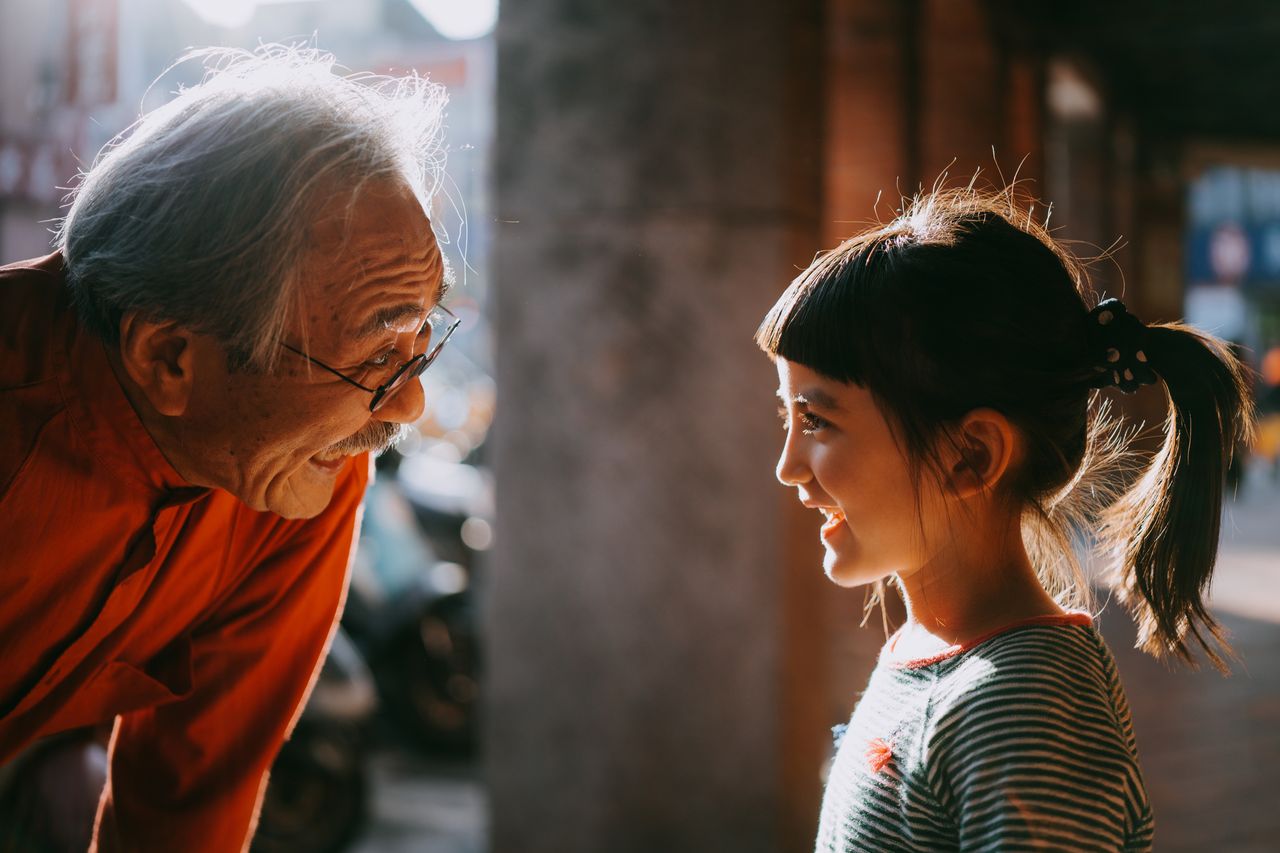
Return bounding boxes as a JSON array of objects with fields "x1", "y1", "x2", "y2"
[
  {"x1": 757, "y1": 186, "x2": 1254, "y2": 668},
  {"x1": 56, "y1": 44, "x2": 448, "y2": 370}
]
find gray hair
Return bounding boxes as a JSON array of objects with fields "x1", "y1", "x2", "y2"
[{"x1": 56, "y1": 44, "x2": 447, "y2": 370}]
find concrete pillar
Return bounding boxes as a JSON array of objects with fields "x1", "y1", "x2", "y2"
[
  {"x1": 1001, "y1": 51, "x2": 1047, "y2": 189},
  {"x1": 1133, "y1": 145, "x2": 1188, "y2": 322},
  {"x1": 919, "y1": 0, "x2": 1001, "y2": 182},
  {"x1": 1045, "y1": 59, "x2": 1111, "y2": 260},
  {"x1": 917, "y1": 0, "x2": 1046, "y2": 189},
  {"x1": 824, "y1": 0, "x2": 915, "y2": 236},
  {"x1": 488, "y1": 3, "x2": 825, "y2": 851},
  {"x1": 824, "y1": 0, "x2": 1051, "y2": 212}
]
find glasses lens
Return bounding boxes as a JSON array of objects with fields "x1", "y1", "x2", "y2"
[
  {"x1": 369, "y1": 306, "x2": 459, "y2": 413},
  {"x1": 425, "y1": 306, "x2": 459, "y2": 359}
]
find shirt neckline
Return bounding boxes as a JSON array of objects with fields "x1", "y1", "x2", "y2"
[
  {"x1": 885, "y1": 611, "x2": 1095, "y2": 669},
  {"x1": 47, "y1": 254, "x2": 199, "y2": 498}
]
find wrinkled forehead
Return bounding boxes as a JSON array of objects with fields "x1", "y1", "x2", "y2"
[
  {"x1": 307, "y1": 181, "x2": 439, "y2": 272},
  {"x1": 297, "y1": 181, "x2": 444, "y2": 338}
]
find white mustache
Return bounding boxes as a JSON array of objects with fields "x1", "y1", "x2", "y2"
[{"x1": 326, "y1": 420, "x2": 408, "y2": 456}]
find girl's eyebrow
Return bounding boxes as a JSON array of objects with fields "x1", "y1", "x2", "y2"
[
  {"x1": 776, "y1": 388, "x2": 844, "y2": 412},
  {"x1": 798, "y1": 390, "x2": 843, "y2": 412}
]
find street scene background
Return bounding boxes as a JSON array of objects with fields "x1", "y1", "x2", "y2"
[{"x1": 2, "y1": 1, "x2": 1279, "y2": 851}]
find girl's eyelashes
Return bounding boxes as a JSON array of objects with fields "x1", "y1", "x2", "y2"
[
  {"x1": 776, "y1": 405, "x2": 831, "y2": 435},
  {"x1": 799, "y1": 411, "x2": 829, "y2": 435}
]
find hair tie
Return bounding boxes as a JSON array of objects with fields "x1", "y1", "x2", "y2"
[{"x1": 1087, "y1": 298, "x2": 1157, "y2": 393}]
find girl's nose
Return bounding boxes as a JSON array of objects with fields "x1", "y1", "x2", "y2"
[{"x1": 775, "y1": 430, "x2": 810, "y2": 487}]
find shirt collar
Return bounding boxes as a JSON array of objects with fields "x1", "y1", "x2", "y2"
[{"x1": 51, "y1": 261, "x2": 203, "y2": 499}]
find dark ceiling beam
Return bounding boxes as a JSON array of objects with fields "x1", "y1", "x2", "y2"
[{"x1": 998, "y1": 0, "x2": 1280, "y2": 143}]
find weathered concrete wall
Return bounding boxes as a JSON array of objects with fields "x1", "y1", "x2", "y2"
[
  {"x1": 823, "y1": 0, "x2": 914, "y2": 235},
  {"x1": 487, "y1": 2, "x2": 825, "y2": 851}
]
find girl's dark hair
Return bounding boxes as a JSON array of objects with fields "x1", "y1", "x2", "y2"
[{"x1": 757, "y1": 188, "x2": 1254, "y2": 668}]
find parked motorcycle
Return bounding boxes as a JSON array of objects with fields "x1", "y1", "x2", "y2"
[
  {"x1": 341, "y1": 452, "x2": 484, "y2": 757},
  {"x1": 255, "y1": 444, "x2": 489, "y2": 848},
  {"x1": 252, "y1": 628, "x2": 377, "y2": 853}
]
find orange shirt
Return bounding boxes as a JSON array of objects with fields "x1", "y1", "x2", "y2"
[{"x1": 0, "y1": 253, "x2": 370, "y2": 851}]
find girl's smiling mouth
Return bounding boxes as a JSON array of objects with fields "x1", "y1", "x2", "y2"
[{"x1": 820, "y1": 507, "x2": 847, "y2": 540}]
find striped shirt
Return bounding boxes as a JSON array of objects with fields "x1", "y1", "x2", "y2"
[{"x1": 817, "y1": 613, "x2": 1153, "y2": 852}]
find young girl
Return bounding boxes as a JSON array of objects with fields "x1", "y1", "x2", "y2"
[{"x1": 759, "y1": 188, "x2": 1252, "y2": 852}]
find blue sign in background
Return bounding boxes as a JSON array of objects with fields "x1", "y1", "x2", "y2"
[
  {"x1": 1186, "y1": 222, "x2": 1280, "y2": 291},
  {"x1": 1187, "y1": 167, "x2": 1280, "y2": 292}
]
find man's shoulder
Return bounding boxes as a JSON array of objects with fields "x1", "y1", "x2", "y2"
[
  {"x1": 0, "y1": 252, "x2": 66, "y2": 301},
  {"x1": 0, "y1": 252, "x2": 63, "y2": 277},
  {"x1": 1, "y1": 253, "x2": 68, "y2": 389}
]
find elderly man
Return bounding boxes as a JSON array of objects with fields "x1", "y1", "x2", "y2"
[{"x1": 0, "y1": 48, "x2": 452, "y2": 850}]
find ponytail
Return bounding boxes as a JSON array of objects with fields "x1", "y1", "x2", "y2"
[{"x1": 1103, "y1": 322, "x2": 1255, "y2": 669}]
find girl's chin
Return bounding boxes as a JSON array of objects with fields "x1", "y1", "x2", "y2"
[{"x1": 823, "y1": 553, "x2": 894, "y2": 588}]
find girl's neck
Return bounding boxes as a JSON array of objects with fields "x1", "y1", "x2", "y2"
[{"x1": 894, "y1": 517, "x2": 1064, "y2": 648}]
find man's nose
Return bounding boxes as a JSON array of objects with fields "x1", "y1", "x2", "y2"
[{"x1": 376, "y1": 375, "x2": 426, "y2": 424}]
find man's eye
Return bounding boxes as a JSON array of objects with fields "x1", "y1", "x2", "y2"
[{"x1": 365, "y1": 349, "x2": 396, "y2": 368}]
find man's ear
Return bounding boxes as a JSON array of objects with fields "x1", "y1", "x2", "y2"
[
  {"x1": 944, "y1": 408, "x2": 1019, "y2": 498},
  {"x1": 117, "y1": 314, "x2": 196, "y2": 417}
]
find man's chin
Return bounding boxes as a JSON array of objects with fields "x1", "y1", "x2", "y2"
[{"x1": 261, "y1": 458, "x2": 348, "y2": 519}]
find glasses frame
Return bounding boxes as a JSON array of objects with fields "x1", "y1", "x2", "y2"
[{"x1": 281, "y1": 305, "x2": 461, "y2": 412}]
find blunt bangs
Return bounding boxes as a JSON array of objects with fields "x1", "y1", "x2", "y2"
[{"x1": 754, "y1": 236, "x2": 892, "y2": 386}]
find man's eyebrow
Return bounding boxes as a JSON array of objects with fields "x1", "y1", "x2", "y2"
[{"x1": 354, "y1": 303, "x2": 428, "y2": 339}]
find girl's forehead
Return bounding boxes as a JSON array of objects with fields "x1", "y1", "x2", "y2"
[
  {"x1": 776, "y1": 359, "x2": 883, "y2": 416},
  {"x1": 777, "y1": 359, "x2": 842, "y2": 398}
]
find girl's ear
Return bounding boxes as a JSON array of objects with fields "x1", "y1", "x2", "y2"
[{"x1": 945, "y1": 408, "x2": 1019, "y2": 498}]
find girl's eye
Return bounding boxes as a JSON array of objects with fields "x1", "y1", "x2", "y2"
[
  {"x1": 776, "y1": 406, "x2": 829, "y2": 435},
  {"x1": 799, "y1": 412, "x2": 829, "y2": 435}
]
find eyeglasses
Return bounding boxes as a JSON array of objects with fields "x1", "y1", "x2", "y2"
[{"x1": 281, "y1": 304, "x2": 461, "y2": 412}]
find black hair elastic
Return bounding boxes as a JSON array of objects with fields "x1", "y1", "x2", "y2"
[{"x1": 1087, "y1": 298, "x2": 1158, "y2": 393}]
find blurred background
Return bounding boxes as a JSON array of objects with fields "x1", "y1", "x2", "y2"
[{"x1": 2, "y1": 1, "x2": 1280, "y2": 851}]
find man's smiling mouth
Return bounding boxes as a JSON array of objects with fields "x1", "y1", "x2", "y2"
[{"x1": 309, "y1": 450, "x2": 350, "y2": 471}]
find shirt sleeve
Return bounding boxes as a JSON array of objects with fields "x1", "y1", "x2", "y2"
[
  {"x1": 927, "y1": 634, "x2": 1151, "y2": 852},
  {"x1": 90, "y1": 456, "x2": 371, "y2": 853}
]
